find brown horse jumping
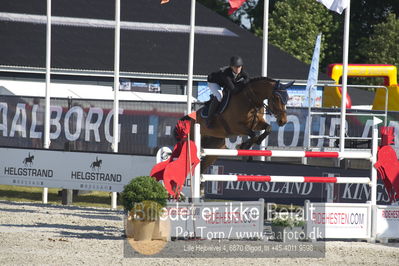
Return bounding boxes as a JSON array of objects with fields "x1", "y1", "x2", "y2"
[{"x1": 178, "y1": 77, "x2": 294, "y2": 173}]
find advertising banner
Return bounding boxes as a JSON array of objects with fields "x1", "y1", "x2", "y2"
[
  {"x1": 0, "y1": 147, "x2": 154, "y2": 192},
  {"x1": 374, "y1": 205, "x2": 399, "y2": 239},
  {"x1": 305, "y1": 202, "x2": 371, "y2": 240},
  {"x1": 205, "y1": 159, "x2": 391, "y2": 205}
]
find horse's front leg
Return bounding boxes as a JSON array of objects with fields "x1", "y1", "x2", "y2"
[
  {"x1": 255, "y1": 123, "x2": 272, "y2": 146},
  {"x1": 238, "y1": 129, "x2": 257, "y2": 150}
]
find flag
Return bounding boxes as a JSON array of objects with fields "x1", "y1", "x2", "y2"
[
  {"x1": 161, "y1": 0, "x2": 169, "y2": 4},
  {"x1": 316, "y1": 0, "x2": 349, "y2": 14},
  {"x1": 305, "y1": 33, "x2": 322, "y2": 107},
  {"x1": 228, "y1": 0, "x2": 247, "y2": 15}
]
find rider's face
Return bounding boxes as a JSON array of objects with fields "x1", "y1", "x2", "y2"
[{"x1": 231, "y1": 66, "x2": 242, "y2": 74}]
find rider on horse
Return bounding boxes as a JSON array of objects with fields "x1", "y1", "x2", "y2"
[{"x1": 206, "y1": 55, "x2": 250, "y2": 128}]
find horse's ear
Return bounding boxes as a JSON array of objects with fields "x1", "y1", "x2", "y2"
[
  {"x1": 275, "y1": 80, "x2": 281, "y2": 89},
  {"x1": 282, "y1": 80, "x2": 295, "y2": 89}
]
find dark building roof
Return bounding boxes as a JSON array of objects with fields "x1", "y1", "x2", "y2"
[{"x1": 0, "y1": 0, "x2": 332, "y2": 81}]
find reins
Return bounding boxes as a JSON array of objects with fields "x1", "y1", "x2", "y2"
[{"x1": 244, "y1": 80, "x2": 277, "y2": 130}]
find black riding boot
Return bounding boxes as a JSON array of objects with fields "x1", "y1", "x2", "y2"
[{"x1": 206, "y1": 97, "x2": 219, "y2": 128}]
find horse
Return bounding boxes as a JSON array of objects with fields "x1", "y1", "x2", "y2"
[
  {"x1": 90, "y1": 157, "x2": 102, "y2": 171},
  {"x1": 177, "y1": 77, "x2": 294, "y2": 173},
  {"x1": 23, "y1": 153, "x2": 34, "y2": 167}
]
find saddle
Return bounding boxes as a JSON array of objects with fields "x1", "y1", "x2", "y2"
[{"x1": 200, "y1": 90, "x2": 231, "y2": 119}]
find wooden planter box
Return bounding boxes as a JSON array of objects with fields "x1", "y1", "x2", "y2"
[{"x1": 126, "y1": 215, "x2": 170, "y2": 241}]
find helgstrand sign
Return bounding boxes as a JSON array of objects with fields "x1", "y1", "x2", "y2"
[{"x1": 0, "y1": 147, "x2": 151, "y2": 192}]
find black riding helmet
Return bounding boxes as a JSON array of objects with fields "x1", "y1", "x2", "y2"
[{"x1": 229, "y1": 56, "x2": 244, "y2": 67}]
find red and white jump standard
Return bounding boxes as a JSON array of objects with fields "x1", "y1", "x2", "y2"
[{"x1": 193, "y1": 118, "x2": 382, "y2": 208}]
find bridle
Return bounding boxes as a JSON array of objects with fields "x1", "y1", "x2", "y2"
[
  {"x1": 266, "y1": 91, "x2": 287, "y2": 118},
  {"x1": 244, "y1": 82, "x2": 286, "y2": 116},
  {"x1": 244, "y1": 81, "x2": 287, "y2": 130}
]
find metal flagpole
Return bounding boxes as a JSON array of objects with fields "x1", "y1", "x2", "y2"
[
  {"x1": 111, "y1": 0, "x2": 121, "y2": 209},
  {"x1": 260, "y1": 0, "x2": 269, "y2": 160},
  {"x1": 186, "y1": 0, "x2": 196, "y2": 115},
  {"x1": 339, "y1": 0, "x2": 351, "y2": 153},
  {"x1": 261, "y1": 0, "x2": 269, "y2": 77},
  {"x1": 42, "y1": 0, "x2": 52, "y2": 204}
]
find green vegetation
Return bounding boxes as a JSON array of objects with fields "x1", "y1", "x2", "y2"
[
  {"x1": 359, "y1": 13, "x2": 399, "y2": 68},
  {"x1": 198, "y1": 0, "x2": 399, "y2": 73},
  {"x1": 120, "y1": 176, "x2": 168, "y2": 220}
]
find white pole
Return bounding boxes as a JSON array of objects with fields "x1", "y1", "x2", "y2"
[
  {"x1": 371, "y1": 117, "x2": 381, "y2": 205},
  {"x1": 339, "y1": 1, "x2": 351, "y2": 153},
  {"x1": 370, "y1": 116, "x2": 381, "y2": 242},
  {"x1": 260, "y1": 0, "x2": 269, "y2": 159},
  {"x1": 187, "y1": 0, "x2": 196, "y2": 115},
  {"x1": 111, "y1": 0, "x2": 121, "y2": 209},
  {"x1": 42, "y1": 0, "x2": 52, "y2": 204},
  {"x1": 193, "y1": 123, "x2": 201, "y2": 200},
  {"x1": 261, "y1": 0, "x2": 269, "y2": 77}
]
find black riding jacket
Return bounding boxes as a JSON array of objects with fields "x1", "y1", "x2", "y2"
[{"x1": 207, "y1": 66, "x2": 250, "y2": 94}]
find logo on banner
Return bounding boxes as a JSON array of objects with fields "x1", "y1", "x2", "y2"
[
  {"x1": 3, "y1": 151, "x2": 53, "y2": 178},
  {"x1": 23, "y1": 153, "x2": 34, "y2": 167},
  {"x1": 70, "y1": 156, "x2": 122, "y2": 184},
  {"x1": 90, "y1": 157, "x2": 102, "y2": 171}
]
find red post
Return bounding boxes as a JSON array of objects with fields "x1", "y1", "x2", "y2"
[{"x1": 380, "y1": 126, "x2": 394, "y2": 146}]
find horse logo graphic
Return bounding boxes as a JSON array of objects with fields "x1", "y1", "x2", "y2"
[
  {"x1": 90, "y1": 157, "x2": 102, "y2": 171},
  {"x1": 23, "y1": 153, "x2": 34, "y2": 167}
]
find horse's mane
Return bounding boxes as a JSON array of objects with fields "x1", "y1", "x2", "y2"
[{"x1": 249, "y1": 76, "x2": 275, "y2": 83}]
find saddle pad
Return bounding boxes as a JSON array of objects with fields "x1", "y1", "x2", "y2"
[{"x1": 200, "y1": 90, "x2": 231, "y2": 118}]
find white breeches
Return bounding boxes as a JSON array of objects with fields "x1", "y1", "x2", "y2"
[{"x1": 208, "y1": 82, "x2": 223, "y2": 102}]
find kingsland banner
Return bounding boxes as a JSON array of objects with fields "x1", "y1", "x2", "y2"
[
  {"x1": 204, "y1": 159, "x2": 392, "y2": 205},
  {"x1": 1, "y1": 96, "x2": 399, "y2": 155}
]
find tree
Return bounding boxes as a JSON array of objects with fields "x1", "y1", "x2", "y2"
[
  {"x1": 259, "y1": 0, "x2": 339, "y2": 66},
  {"x1": 200, "y1": 0, "x2": 399, "y2": 73},
  {"x1": 359, "y1": 13, "x2": 399, "y2": 68}
]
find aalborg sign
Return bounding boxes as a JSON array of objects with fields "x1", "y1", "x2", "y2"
[{"x1": 0, "y1": 147, "x2": 144, "y2": 192}]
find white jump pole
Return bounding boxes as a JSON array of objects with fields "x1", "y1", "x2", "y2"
[
  {"x1": 202, "y1": 149, "x2": 372, "y2": 160},
  {"x1": 201, "y1": 174, "x2": 370, "y2": 184},
  {"x1": 193, "y1": 123, "x2": 201, "y2": 199}
]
